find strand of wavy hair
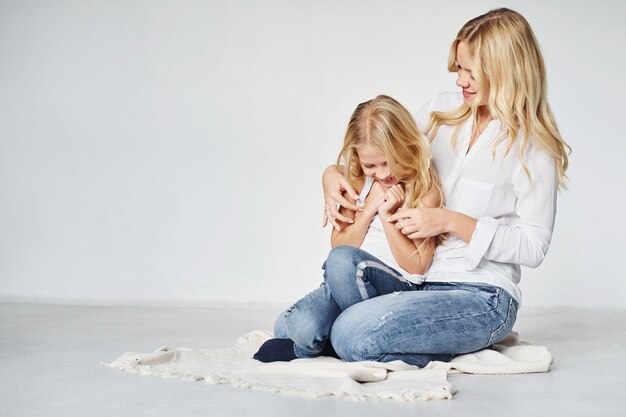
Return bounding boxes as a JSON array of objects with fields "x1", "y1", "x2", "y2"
[{"x1": 427, "y1": 8, "x2": 570, "y2": 188}]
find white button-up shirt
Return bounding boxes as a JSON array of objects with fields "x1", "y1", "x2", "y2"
[{"x1": 415, "y1": 93, "x2": 559, "y2": 305}]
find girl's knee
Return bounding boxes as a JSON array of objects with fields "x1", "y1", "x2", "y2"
[
  {"x1": 324, "y1": 246, "x2": 362, "y2": 285},
  {"x1": 325, "y1": 245, "x2": 360, "y2": 268}
]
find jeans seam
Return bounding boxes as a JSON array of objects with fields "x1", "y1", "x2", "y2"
[
  {"x1": 487, "y1": 297, "x2": 515, "y2": 346},
  {"x1": 356, "y1": 260, "x2": 407, "y2": 281},
  {"x1": 355, "y1": 260, "x2": 410, "y2": 300},
  {"x1": 355, "y1": 261, "x2": 372, "y2": 300}
]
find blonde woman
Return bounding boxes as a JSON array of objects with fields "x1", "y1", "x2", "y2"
[
  {"x1": 254, "y1": 95, "x2": 443, "y2": 362},
  {"x1": 321, "y1": 8, "x2": 570, "y2": 366}
]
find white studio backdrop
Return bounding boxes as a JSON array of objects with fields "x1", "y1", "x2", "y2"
[{"x1": 0, "y1": 0, "x2": 624, "y2": 308}]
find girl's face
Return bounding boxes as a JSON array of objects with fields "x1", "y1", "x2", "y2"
[
  {"x1": 455, "y1": 41, "x2": 490, "y2": 107},
  {"x1": 356, "y1": 144, "x2": 398, "y2": 188}
]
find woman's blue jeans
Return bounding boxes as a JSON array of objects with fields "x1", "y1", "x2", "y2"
[{"x1": 274, "y1": 245, "x2": 518, "y2": 367}]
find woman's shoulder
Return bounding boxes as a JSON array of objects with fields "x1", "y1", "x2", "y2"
[{"x1": 499, "y1": 125, "x2": 558, "y2": 168}]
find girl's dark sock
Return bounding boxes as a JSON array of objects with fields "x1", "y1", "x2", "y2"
[
  {"x1": 253, "y1": 338, "x2": 298, "y2": 362},
  {"x1": 320, "y1": 342, "x2": 340, "y2": 359}
]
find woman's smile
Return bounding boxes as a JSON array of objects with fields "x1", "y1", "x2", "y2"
[{"x1": 462, "y1": 89, "x2": 477, "y2": 100}]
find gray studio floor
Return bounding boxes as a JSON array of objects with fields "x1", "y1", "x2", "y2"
[{"x1": 1, "y1": 301, "x2": 625, "y2": 417}]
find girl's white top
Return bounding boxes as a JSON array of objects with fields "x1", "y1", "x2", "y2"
[
  {"x1": 357, "y1": 176, "x2": 426, "y2": 285},
  {"x1": 414, "y1": 93, "x2": 559, "y2": 306}
]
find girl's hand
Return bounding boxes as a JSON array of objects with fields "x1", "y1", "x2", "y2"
[
  {"x1": 366, "y1": 181, "x2": 388, "y2": 210},
  {"x1": 378, "y1": 184, "x2": 405, "y2": 217},
  {"x1": 322, "y1": 165, "x2": 361, "y2": 230},
  {"x1": 388, "y1": 207, "x2": 449, "y2": 239}
]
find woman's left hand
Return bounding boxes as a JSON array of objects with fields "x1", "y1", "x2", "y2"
[{"x1": 387, "y1": 207, "x2": 449, "y2": 239}]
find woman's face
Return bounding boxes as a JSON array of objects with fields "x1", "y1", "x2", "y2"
[
  {"x1": 356, "y1": 144, "x2": 398, "y2": 188},
  {"x1": 455, "y1": 41, "x2": 490, "y2": 107}
]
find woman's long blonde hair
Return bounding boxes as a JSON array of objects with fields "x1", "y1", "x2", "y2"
[
  {"x1": 337, "y1": 95, "x2": 443, "y2": 211},
  {"x1": 428, "y1": 8, "x2": 570, "y2": 186}
]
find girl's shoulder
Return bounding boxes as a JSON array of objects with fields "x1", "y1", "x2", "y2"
[
  {"x1": 354, "y1": 177, "x2": 373, "y2": 206},
  {"x1": 349, "y1": 177, "x2": 366, "y2": 195},
  {"x1": 412, "y1": 184, "x2": 443, "y2": 209},
  {"x1": 424, "y1": 186, "x2": 443, "y2": 208}
]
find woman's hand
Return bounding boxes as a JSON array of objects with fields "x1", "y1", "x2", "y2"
[
  {"x1": 388, "y1": 208, "x2": 477, "y2": 242},
  {"x1": 322, "y1": 165, "x2": 361, "y2": 230},
  {"x1": 388, "y1": 207, "x2": 449, "y2": 239},
  {"x1": 378, "y1": 184, "x2": 405, "y2": 217}
]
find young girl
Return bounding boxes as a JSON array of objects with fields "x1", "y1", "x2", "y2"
[{"x1": 254, "y1": 95, "x2": 443, "y2": 362}]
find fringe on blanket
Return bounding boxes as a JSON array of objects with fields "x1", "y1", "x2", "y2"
[{"x1": 102, "y1": 331, "x2": 551, "y2": 402}]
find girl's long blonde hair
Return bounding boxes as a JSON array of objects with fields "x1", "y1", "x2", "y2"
[
  {"x1": 428, "y1": 8, "x2": 570, "y2": 186},
  {"x1": 337, "y1": 95, "x2": 443, "y2": 212}
]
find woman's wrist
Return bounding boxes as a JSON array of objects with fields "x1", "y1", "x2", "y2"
[
  {"x1": 442, "y1": 209, "x2": 455, "y2": 234},
  {"x1": 445, "y1": 210, "x2": 477, "y2": 243}
]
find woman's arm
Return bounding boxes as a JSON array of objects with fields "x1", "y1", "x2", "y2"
[
  {"x1": 389, "y1": 158, "x2": 558, "y2": 269},
  {"x1": 389, "y1": 208, "x2": 476, "y2": 243},
  {"x1": 380, "y1": 188, "x2": 441, "y2": 275},
  {"x1": 463, "y1": 159, "x2": 557, "y2": 268},
  {"x1": 322, "y1": 165, "x2": 361, "y2": 230},
  {"x1": 331, "y1": 182, "x2": 385, "y2": 248}
]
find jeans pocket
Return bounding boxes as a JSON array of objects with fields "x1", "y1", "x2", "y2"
[
  {"x1": 448, "y1": 283, "x2": 501, "y2": 311},
  {"x1": 474, "y1": 286, "x2": 501, "y2": 310}
]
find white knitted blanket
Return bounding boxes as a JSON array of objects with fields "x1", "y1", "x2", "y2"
[{"x1": 103, "y1": 331, "x2": 552, "y2": 401}]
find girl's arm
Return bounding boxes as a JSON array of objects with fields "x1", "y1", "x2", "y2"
[
  {"x1": 379, "y1": 188, "x2": 441, "y2": 275},
  {"x1": 331, "y1": 182, "x2": 386, "y2": 248}
]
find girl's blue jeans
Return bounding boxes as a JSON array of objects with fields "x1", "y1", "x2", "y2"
[{"x1": 273, "y1": 245, "x2": 518, "y2": 367}]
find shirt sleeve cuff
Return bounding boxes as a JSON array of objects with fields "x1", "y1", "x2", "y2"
[{"x1": 464, "y1": 217, "x2": 499, "y2": 270}]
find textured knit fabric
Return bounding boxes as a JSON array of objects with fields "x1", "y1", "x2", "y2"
[{"x1": 103, "y1": 331, "x2": 551, "y2": 401}]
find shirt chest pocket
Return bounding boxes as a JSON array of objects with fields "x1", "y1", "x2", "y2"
[
  {"x1": 448, "y1": 178, "x2": 494, "y2": 218},
  {"x1": 483, "y1": 183, "x2": 516, "y2": 218},
  {"x1": 448, "y1": 178, "x2": 517, "y2": 219}
]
